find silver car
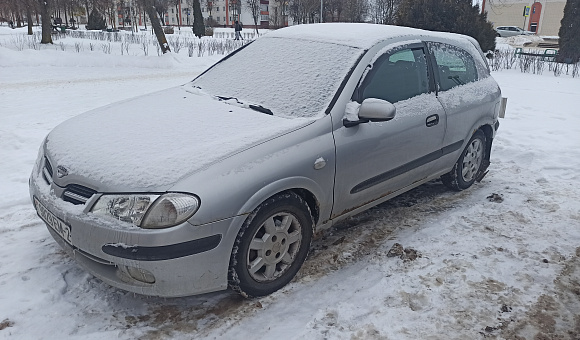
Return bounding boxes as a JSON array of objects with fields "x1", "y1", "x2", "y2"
[
  {"x1": 495, "y1": 26, "x2": 534, "y2": 37},
  {"x1": 30, "y1": 23, "x2": 503, "y2": 298}
]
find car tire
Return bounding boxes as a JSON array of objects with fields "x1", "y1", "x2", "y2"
[
  {"x1": 441, "y1": 130, "x2": 487, "y2": 191},
  {"x1": 228, "y1": 192, "x2": 313, "y2": 297}
]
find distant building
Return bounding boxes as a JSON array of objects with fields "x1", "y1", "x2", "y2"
[
  {"x1": 72, "y1": 0, "x2": 289, "y2": 31},
  {"x1": 164, "y1": 0, "x2": 289, "y2": 29},
  {"x1": 483, "y1": 0, "x2": 566, "y2": 36}
]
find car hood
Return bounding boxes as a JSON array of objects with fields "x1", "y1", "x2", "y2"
[{"x1": 45, "y1": 84, "x2": 313, "y2": 191}]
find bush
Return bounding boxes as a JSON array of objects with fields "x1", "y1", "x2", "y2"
[
  {"x1": 192, "y1": 0, "x2": 205, "y2": 38},
  {"x1": 86, "y1": 9, "x2": 106, "y2": 30},
  {"x1": 397, "y1": 0, "x2": 496, "y2": 52},
  {"x1": 558, "y1": 0, "x2": 580, "y2": 63}
]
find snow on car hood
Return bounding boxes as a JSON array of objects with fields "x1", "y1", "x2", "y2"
[{"x1": 45, "y1": 85, "x2": 313, "y2": 190}]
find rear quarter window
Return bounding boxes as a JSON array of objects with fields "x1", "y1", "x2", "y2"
[{"x1": 428, "y1": 42, "x2": 478, "y2": 92}]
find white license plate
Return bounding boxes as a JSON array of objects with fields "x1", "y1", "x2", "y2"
[{"x1": 34, "y1": 197, "x2": 72, "y2": 245}]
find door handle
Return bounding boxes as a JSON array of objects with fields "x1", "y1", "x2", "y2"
[{"x1": 426, "y1": 114, "x2": 439, "y2": 127}]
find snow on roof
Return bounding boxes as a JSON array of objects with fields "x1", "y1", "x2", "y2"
[{"x1": 264, "y1": 23, "x2": 460, "y2": 49}]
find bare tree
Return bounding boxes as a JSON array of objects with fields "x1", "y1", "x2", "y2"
[
  {"x1": 370, "y1": 0, "x2": 399, "y2": 24},
  {"x1": 325, "y1": 0, "x2": 342, "y2": 21},
  {"x1": 153, "y1": 0, "x2": 168, "y2": 24},
  {"x1": 246, "y1": 0, "x2": 259, "y2": 33},
  {"x1": 38, "y1": 0, "x2": 52, "y2": 43},
  {"x1": 16, "y1": 0, "x2": 37, "y2": 34},
  {"x1": 288, "y1": 0, "x2": 318, "y2": 24},
  {"x1": 268, "y1": 0, "x2": 287, "y2": 28},
  {"x1": 142, "y1": 0, "x2": 171, "y2": 53},
  {"x1": 342, "y1": 0, "x2": 367, "y2": 22}
]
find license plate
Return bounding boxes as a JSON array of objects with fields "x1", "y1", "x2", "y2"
[{"x1": 34, "y1": 197, "x2": 72, "y2": 245}]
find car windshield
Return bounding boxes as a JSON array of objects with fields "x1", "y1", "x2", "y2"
[{"x1": 191, "y1": 36, "x2": 363, "y2": 119}]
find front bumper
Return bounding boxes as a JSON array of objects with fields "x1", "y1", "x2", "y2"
[{"x1": 29, "y1": 167, "x2": 242, "y2": 297}]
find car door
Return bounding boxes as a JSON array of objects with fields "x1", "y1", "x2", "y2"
[
  {"x1": 427, "y1": 41, "x2": 496, "y2": 150},
  {"x1": 331, "y1": 42, "x2": 447, "y2": 220}
]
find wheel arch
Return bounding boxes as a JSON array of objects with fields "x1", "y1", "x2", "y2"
[
  {"x1": 250, "y1": 188, "x2": 320, "y2": 227},
  {"x1": 284, "y1": 188, "x2": 320, "y2": 226},
  {"x1": 236, "y1": 177, "x2": 324, "y2": 228},
  {"x1": 478, "y1": 123, "x2": 494, "y2": 166}
]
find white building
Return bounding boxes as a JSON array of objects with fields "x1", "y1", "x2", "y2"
[{"x1": 164, "y1": 0, "x2": 289, "y2": 29}]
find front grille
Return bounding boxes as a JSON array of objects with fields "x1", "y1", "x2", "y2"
[
  {"x1": 62, "y1": 184, "x2": 97, "y2": 205},
  {"x1": 42, "y1": 157, "x2": 53, "y2": 184}
]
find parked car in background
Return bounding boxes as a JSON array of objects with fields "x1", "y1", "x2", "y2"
[
  {"x1": 495, "y1": 26, "x2": 534, "y2": 37},
  {"x1": 30, "y1": 23, "x2": 504, "y2": 298}
]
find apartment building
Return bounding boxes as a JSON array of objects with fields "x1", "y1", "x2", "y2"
[
  {"x1": 80, "y1": 0, "x2": 287, "y2": 30},
  {"x1": 164, "y1": 0, "x2": 287, "y2": 28}
]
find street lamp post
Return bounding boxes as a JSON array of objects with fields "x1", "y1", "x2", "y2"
[{"x1": 320, "y1": 0, "x2": 323, "y2": 22}]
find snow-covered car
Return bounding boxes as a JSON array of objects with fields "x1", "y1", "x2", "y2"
[
  {"x1": 30, "y1": 23, "x2": 504, "y2": 298},
  {"x1": 495, "y1": 26, "x2": 534, "y2": 37}
]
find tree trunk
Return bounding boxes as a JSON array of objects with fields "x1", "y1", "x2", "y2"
[
  {"x1": 176, "y1": 4, "x2": 180, "y2": 29},
  {"x1": 84, "y1": 0, "x2": 90, "y2": 26},
  {"x1": 64, "y1": 3, "x2": 68, "y2": 28},
  {"x1": 40, "y1": 0, "x2": 53, "y2": 44},
  {"x1": 144, "y1": 0, "x2": 171, "y2": 53},
  {"x1": 26, "y1": 1, "x2": 33, "y2": 35}
]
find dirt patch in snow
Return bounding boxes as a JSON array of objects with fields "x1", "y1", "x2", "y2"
[
  {"x1": 0, "y1": 319, "x2": 15, "y2": 331},
  {"x1": 297, "y1": 179, "x2": 458, "y2": 281},
  {"x1": 500, "y1": 247, "x2": 580, "y2": 340}
]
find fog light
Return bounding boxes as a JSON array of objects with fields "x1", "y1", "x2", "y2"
[{"x1": 121, "y1": 266, "x2": 156, "y2": 284}]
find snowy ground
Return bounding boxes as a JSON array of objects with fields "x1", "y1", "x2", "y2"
[{"x1": 1, "y1": 27, "x2": 579, "y2": 339}]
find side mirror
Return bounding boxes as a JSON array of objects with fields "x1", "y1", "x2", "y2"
[{"x1": 343, "y1": 98, "x2": 397, "y2": 128}]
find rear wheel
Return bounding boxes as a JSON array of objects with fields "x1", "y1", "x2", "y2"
[
  {"x1": 228, "y1": 192, "x2": 313, "y2": 297},
  {"x1": 441, "y1": 130, "x2": 486, "y2": 191}
]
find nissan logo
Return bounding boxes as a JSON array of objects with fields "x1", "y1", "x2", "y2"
[{"x1": 56, "y1": 165, "x2": 69, "y2": 178}]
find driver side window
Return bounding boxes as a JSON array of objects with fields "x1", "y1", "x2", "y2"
[{"x1": 360, "y1": 47, "x2": 430, "y2": 104}]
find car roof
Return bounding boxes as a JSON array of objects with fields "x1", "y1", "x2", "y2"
[{"x1": 265, "y1": 23, "x2": 473, "y2": 50}]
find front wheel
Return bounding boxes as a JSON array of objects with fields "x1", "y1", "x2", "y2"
[
  {"x1": 228, "y1": 192, "x2": 313, "y2": 297},
  {"x1": 441, "y1": 130, "x2": 487, "y2": 191}
]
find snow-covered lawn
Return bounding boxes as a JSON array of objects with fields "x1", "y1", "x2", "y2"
[{"x1": 1, "y1": 26, "x2": 579, "y2": 339}]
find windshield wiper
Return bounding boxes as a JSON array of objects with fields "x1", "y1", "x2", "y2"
[
  {"x1": 249, "y1": 104, "x2": 273, "y2": 115},
  {"x1": 216, "y1": 96, "x2": 242, "y2": 104},
  {"x1": 216, "y1": 96, "x2": 273, "y2": 115}
]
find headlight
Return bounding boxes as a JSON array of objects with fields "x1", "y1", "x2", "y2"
[
  {"x1": 141, "y1": 193, "x2": 200, "y2": 229},
  {"x1": 91, "y1": 193, "x2": 199, "y2": 229}
]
